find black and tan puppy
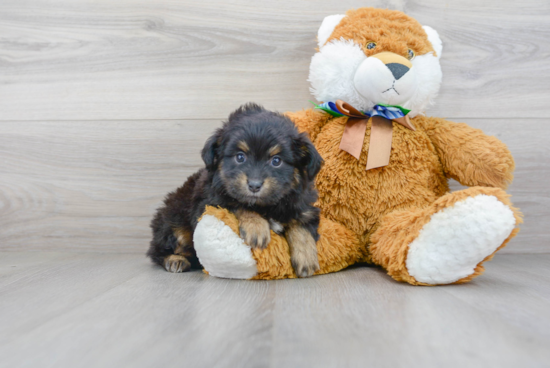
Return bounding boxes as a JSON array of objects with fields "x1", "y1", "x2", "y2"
[{"x1": 147, "y1": 103, "x2": 323, "y2": 277}]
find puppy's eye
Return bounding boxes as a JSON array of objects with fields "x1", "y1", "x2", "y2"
[
  {"x1": 407, "y1": 49, "x2": 415, "y2": 60},
  {"x1": 271, "y1": 156, "x2": 282, "y2": 167},
  {"x1": 366, "y1": 42, "x2": 376, "y2": 50},
  {"x1": 235, "y1": 152, "x2": 246, "y2": 163}
]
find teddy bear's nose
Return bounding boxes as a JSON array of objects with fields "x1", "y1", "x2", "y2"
[
  {"x1": 370, "y1": 52, "x2": 412, "y2": 80},
  {"x1": 386, "y1": 63, "x2": 410, "y2": 80}
]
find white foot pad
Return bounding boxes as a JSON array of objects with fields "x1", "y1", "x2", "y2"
[
  {"x1": 193, "y1": 215, "x2": 258, "y2": 279},
  {"x1": 406, "y1": 195, "x2": 516, "y2": 284}
]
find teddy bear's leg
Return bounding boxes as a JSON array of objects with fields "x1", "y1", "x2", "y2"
[
  {"x1": 193, "y1": 206, "x2": 364, "y2": 280},
  {"x1": 369, "y1": 187, "x2": 522, "y2": 286},
  {"x1": 193, "y1": 207, "x2": 259, "y2": 279}
]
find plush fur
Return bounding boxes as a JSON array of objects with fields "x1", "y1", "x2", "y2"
[
  {"x1": 194, "y1": 214, "x2": 259, "y2": 279},
  {"x1": 196, "y1": 206, "x2": 365, "y2": 280},
  {"x1": 309, "y1": 8, "x2": 442, "y2": 116},
  {"x1": 147, "y1": 103, "x2": 323, "y2": 277},
  {"x1": 405, "y1": 194, "x2": 516, "y2": 284},
  {"x1": 191, "y1": 8, "x2": 522, "y2": 284}
]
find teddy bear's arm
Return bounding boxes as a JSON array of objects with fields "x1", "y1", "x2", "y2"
[
  {"x1": 418, "y1": 116, "x2": 514, "y2": 189},
  {"x1": 285, "y1": 108, "x2": 333, "y2": 141}
]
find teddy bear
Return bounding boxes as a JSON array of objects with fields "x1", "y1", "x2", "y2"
[{"x1": 192, "y1": 7, "x2": 522, "y2": 285}]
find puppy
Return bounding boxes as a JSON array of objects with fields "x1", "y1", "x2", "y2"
[{"x1": 147, "y1": 103, "x2": 323, "y2": 277}]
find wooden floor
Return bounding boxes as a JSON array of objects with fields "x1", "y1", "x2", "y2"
[
  {"x1": 0, "y1": 252, "x2": 549, "y2": 368},
  {"x1": 1, "y1": 1, "x2": 549, "y2": 367}
]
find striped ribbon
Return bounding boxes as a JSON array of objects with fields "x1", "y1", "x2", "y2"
[
  {"x1": 315, "y1": 101, "x2": 411, "y2": 120},
  {"x1": 312, "y1": 100, "x2": 415, "y2": 171}
]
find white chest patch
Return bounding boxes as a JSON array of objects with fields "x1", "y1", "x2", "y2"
[
  {"x1": 193, "y1": 215, "x2": 258, "y2": 279},
  {"x1": 406, "y1": 194, "x2": 516, "y2": 284}
]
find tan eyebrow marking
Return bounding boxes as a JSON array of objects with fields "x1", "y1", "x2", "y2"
[
  {"x1": 237, "y1": 141, "x2": 249, "y2": 152},
  {"x1": 268, "y1": 145, "x2": 281, "y2": 156}
]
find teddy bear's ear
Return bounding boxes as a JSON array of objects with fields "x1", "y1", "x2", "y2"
[
  {"x1": 422, "y1": 26, "x2": 442, "y2": 59},
  {"x1": 317, "y1": 14, "x2": 346, "y2": 49}
]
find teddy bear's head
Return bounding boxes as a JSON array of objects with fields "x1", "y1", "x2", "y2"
[{"x1": 309, "y1": 8, "x2": 442, "y2": 117}]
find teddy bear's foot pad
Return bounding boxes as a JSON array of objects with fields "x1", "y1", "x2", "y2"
[
  {"x1": 194, "y1": 214, "x2": 258, "y2": 279},
  {"x1": 406, "y1": 194, "x2": 516, "y2": 284}
]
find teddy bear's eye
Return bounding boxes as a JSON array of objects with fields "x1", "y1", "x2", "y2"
[
  {"x1": 407, "y1": 49, "x2": 415, "y2": 60},
  {"x1": 366, "y1": 42, "x2": 377, "y2": 50}
]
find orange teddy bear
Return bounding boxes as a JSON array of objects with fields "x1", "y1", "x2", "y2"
[{"x1": 193, "y1": 8, "x2": 522, "y2": 285}]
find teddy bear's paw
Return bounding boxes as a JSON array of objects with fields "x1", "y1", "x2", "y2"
[
  {"x1": 193, "y1": 214, "x2": 258, "y2": 279},
  {"x1": 405, "y1": 194, "x2": 516, "y2": 284}
]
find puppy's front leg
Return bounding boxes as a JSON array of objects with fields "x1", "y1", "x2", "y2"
[
  {"x1": 268, "y1": 218, "x2": 284, "y2": 235},
  {"x1": 164, "y1": 227, "x2": 194, "y2": 273},
  {"x1": 286, "y1": 221, "x2": 320, "y2": 278},
  {"x1": 236, "y1": 209, "x2": 271, "y2": 249}
]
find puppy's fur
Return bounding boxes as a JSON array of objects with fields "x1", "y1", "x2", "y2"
[{"x1": 147, "y1": 103, "x2": 323, "y2": 277}]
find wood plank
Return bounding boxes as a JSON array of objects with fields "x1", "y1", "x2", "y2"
[
  {"x1": 0, "y1": 252, "x2": 274, "y2": 368},
  {"x1": 0, "y1": 253, "x2": 148, "y2": 347},
  {"x1": 0, "y1": 251, "x2": 74, "y2": 288},
  {"x1": 1, "y1": 252, "x2": 549, "y2": 368},
  {"x1": 0, "y1": 120, "x2": 219, "y2": 252},
  {"x1": 442, "y1": 255, "x2": 550, "y2": 339},
  {"x1": 0, "y1": 118, "x2": 547, "y2": 253},
  {"x1": 488, "y1": 253, "x2": 550, "y2": 278},
  {"x1": 0, "y1": 0, "x2": 548, "y2": 120},
  {"x1": 271, "y1": 264, "x2": 550, "y2": 368}
]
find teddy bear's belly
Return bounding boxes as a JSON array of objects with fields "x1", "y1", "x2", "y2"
[{"x1": 314, "y1": 120, "x2": 448, "y2": 244}]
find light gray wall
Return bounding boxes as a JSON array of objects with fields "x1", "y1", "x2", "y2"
[{"x1": 1, "y1": 0, "x2": 548, "y2": 253}]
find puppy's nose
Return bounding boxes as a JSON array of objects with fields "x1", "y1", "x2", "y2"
[
  {"x1": 248, "y1": 180, "x2": 263, "y2": 193},
  {"x1": 386, "y1": 63, "x2": 410, "y2": 80}
]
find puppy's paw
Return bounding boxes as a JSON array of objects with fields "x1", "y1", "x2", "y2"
[
  {"x1": 240, "y1": 222, "x2": 271, "y2": 249},
  {"x1": 269, "y1": 218, "x2": 284, "y2": 235},
  {"x1": 163, "y1": 255, "x2": 191, "y2": 273},
  {"x1": 237, "y1": 210, "x2": 271, "y2": 249},
  {"x1": 286, "y1": 222, "x2": 320, "y2": 278},
  {"x1": 291, "y1": 251, "x2": 320, "y2": 278}
]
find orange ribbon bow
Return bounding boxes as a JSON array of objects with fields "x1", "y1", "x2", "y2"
[{"x1": 336, "y1": 100, "x2": 416, "y2": 170}]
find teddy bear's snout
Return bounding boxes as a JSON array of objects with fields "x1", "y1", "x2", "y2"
[{"x1": 353, "y1": 51, "x2": 417, "y2": 106}]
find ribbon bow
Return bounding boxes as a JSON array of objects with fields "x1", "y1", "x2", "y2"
[{"x1": 314, "y1": 100, "x2": 415, "y2": 170}]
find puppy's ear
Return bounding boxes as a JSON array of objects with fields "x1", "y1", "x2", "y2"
[
  {"x1": 201, "y1": 129, "x2": 222, "y2": 171},
  {"x1": 294, "y1": 133, "x2": 323, "y2": 180}
]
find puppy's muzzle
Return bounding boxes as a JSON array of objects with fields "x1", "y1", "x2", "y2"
[{"x1": 248, "y1": 179, "x2": 263, "y2": 193}]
